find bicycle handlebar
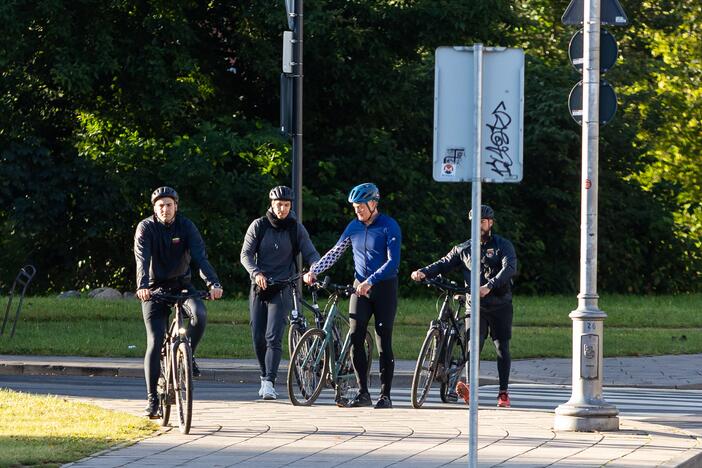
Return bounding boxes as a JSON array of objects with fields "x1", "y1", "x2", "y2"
[
  {"x1": 265, "y1": 274, "x2": 326, "y2": 292},
  {"x1": 150, "y1": 289, "x2": 210, "y2": 303},
  {"x1": 266, "y1": 275, "x2": 355, "y2": 297},
  {"x1": 416, "y1": 276, "x2": 469, "y2": 294}
]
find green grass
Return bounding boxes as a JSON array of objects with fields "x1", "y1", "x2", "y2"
[
  {"x1": 1, "y1": 294, "x2": 701, "y2": 360},
  {"x1": 0, "y1": 388, "x2": 156, "y2": 467}
]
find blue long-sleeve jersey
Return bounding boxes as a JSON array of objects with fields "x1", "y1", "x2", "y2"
[{"x1": 312, "y1": 213, "x2": 401, "y2": 285}]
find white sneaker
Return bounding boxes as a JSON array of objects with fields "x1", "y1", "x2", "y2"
[
  {"x1": 262, "y1": 380, "x2": 277, "y2": 400},
  {"x1": 258, "y1": 378, "x2": 265, "y2": 398}
]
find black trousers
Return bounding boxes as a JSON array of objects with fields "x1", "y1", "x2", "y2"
[
  {"x1": 349, "y1": 277, "x2": 398, "y2": 398},
  {"x1": 249, "y1": 283, "x2": 292, "y2": 384}
]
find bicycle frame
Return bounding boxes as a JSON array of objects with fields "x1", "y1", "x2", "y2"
[
  {"x1": 432, "y1": 293, "x2": 468, "y2": 382},
  {"x1": 298, "y1": 286, "x2": 355, "y2": 387}
]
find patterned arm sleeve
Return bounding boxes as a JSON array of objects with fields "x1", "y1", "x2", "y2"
[{"x1": 311, "y1": 236, "x2": 351, "y2": 276}]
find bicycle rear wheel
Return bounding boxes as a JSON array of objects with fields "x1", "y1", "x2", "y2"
[
  {"x1": 174, "y1": 341, "x2": 193, "y2": 434},
  {"x1": 287, "y1": 328, "x2": 329, "y2": 406},
  {"x1": 157, "y1": 355, "x2": 171, "y2": 426},
  {"x1": 287, "y1": 322, "x2": 305, "y2": 359},
  {"x1": 441, "y1": 333, "x2": 468, "y2": 403},
  {"x1": 411, "y1": 328, "x2": 441, "y2": 409}
]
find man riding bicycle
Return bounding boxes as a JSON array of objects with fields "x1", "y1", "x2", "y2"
[
  {"x1": 134, "y1": 186, "x2": 224, "y2": 418},
  {"x1": 411, "y1": 205, "x2": 517, "y2": 407}
]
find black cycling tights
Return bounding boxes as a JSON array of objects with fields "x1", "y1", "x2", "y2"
[
  {"x1": 479, "y1": 336, "x2": 512, "y2": 391},
  {"x1": 349, "y1": 277, "x2": 398, "y2": 398},
  {"x1": 142, "y1": 297, "x2": 207, "y2": 396}
]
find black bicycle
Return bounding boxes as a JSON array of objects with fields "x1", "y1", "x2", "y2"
[
  {"x1": 410, "y1": 276, "x2": 470, "y2": 409},
  {"x1": 150, "y1": 288, "x2": 209, "y2": 434},
  {"x1": 286, "y1": 280, "x2": 373, "y2": 406}
]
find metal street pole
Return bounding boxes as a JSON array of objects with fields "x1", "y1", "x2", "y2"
[
  {"x1": 467, "y1": 43, "x2": 483, "y2": 468},
  {"x1": 554, "y1": 0, "x2": 619, "y2": 432},
  {"x1": 291, "y1": 0, "x2": 303, "y2": 222}
]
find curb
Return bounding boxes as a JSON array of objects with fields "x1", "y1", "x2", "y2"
[{"x1": 0, "y1": 362, "x2": 501, "y2": 388}]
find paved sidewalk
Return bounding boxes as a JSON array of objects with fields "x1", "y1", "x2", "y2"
[{"x1": 2, "y1": 354, "x2": 702, "y2": 467}]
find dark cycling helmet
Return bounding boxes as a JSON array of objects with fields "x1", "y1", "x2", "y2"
[
  {"x1": 269, "y1": 185, "x2": 294, "y2": 201},
  {"x1": 468, "y1": 204, "x2": 495, "y2": 220},
  {"x1": 348, "y1": 182, "x2": 380, "y2": 203},
  {"x1": 151, "y1": 186, "x2": 179, "y2": 205}
]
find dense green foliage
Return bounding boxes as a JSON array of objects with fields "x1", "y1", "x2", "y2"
[{"x1": 0, "y1": 0, "x2": 699, "y2": 294}]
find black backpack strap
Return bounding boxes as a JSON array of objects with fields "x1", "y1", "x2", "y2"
[
  {"x1": 253, "y1": 217, "x2": 272, "y2": 256},
  {"x1": 289, "y1": 222, "x2": 300, "y2": 258}
]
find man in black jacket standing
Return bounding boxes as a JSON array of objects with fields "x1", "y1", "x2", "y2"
[
  {"x1": 134, "y1": 186, "x2": 224, "y2": 418},
  {"x1": 411, "y1": 205, "x2": 517, "y2": 407}
]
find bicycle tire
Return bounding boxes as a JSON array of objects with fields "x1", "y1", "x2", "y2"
[
  {"x1": 287, "y1": 322, "x2": 305, "y2": 359},
  {"x1": 441, "y1": 333, "x2": 468, "y2": 403},
  {"x1": 174, "y1": 341, "x2": 193, "y2": 434},
  {"x1": 411, "y1": 328, "x2": 441, "y2": 409},
  {"x1": 157, "y1": 356, "x2": 171, "y2": 426},
  {"x1": 336, "y1": 331, "x2": 374, "y2": 401},
  {"x1": 287, "y1": 328, "x2": 329, "y2": 406}
]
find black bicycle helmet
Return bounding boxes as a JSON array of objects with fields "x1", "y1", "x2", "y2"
[
  {"x1": 468, "y1": 204, "x2": 495, "y2": 220},
  {"x1": 348, "y1": 182, "x2": 380, "y2": 203},
  {"x1": 151, "y1": 186, "x2": 179, "y2": 205},
  {"x1": 269, "y1": 185, "x2": 294, "y2": 201}
]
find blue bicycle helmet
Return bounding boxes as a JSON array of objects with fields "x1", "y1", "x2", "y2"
[{"x1": 348, "y1": 182, "x2": 380, "y2": 203}]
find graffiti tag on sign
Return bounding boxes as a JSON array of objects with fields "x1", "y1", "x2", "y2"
[{"x1": 485, "y1": 101, "x2": 513, "y2": 178}]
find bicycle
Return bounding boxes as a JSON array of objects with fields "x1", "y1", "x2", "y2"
[
  {"x1": 150, "y1": 288, "x2": 209, "y2": 434},
  {"x1": 262, "y1": 274, "x2": 325, "y2": 359},
  {"x1": 286, "y1": 280, "x2": 374, "y2": 406},
  {"x1": 410, "y1": 276, "x2": 470, "y2": 409}
]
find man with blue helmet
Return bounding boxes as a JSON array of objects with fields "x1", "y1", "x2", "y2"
[{"x1": 304, "y1": 182, "x2": 401, "y2": 409}]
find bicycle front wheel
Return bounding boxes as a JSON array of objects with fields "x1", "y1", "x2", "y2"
[
  {"x1": 157, "y1": 355, "x2": 171, "y2": 426},
  {"x1": 411, "y1": 328, "x2": 441, "y2": 409},
  {"x1": 287, "y1": 322, "x2": 305, "y2": 359},
  {"x1": 441, "y1": 333, "x2": 468, "y2": 403},
  {"x1": 174, "y1": 341, "x2": 193, "y2": 434},
  {"x1": 287, "y1": 328, "x2": 329, "y2": 406}
]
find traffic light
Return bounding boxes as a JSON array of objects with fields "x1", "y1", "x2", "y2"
[{"x1": 562, "y1": 0, "x2": 628, "y2": 126}]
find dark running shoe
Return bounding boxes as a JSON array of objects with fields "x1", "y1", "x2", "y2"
[
  {"x1": 345, "y1": 391, "x2": 372, "y2": 408},
  {"x1": 374, "y1": 396, "x2": 393, "y2": 409},
  {"x1": 144, "y1": 395, "x2": 159, "y2": 419},
  {"x1": 335, "y1": 396, "x2": 349, "y2": 408},
  {"x1": 192, "y1": 358, "x2": 201, "y2": 377}
]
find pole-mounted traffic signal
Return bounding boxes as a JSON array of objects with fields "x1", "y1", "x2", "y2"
[{"x1": 564, "y1": 0, "x2": 628, "y2": 126}]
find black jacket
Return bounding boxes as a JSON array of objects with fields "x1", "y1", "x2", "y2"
[
  {"x1": 134, "y1": 214, "x2": 220, "y2": 290},
  {"x1": 420, "y1": 233, "x2": 517, "y2": 307}
]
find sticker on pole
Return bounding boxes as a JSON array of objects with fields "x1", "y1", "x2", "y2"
[{"x1": 433, "y1": 46, "x2": 524, "y2": 183}]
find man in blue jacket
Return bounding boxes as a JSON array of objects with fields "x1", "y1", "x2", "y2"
[
  {"x1": 134, "y1": 186, "x2": 224, "y2": 418},
  {"x1": 304, "y1": 183, "x2": 401, "y2": 409},
  {"x1": 411, "y1": 205, "x2": 517, "y2": 407}
]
